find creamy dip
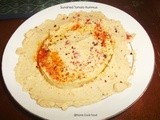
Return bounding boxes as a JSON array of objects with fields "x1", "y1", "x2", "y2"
[{"x1": 15, "y1": 11, "x2": 134, "y2": 110}]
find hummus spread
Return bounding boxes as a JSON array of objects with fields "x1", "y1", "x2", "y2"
[{"x1": 15, "y1": 11, "x2": 134, "y2": 110}]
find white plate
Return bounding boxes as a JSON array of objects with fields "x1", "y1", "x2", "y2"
[{"x1": 2, "y1": 1, "x2": 155, "y2": 120}]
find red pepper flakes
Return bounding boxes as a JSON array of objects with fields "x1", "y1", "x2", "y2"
[
  {"x1": 37, "y1": 46, "x2": 65, "y2": 81},
  {"x1": 85, "y1": 18, "x2": 91, "y2": 24},
  {"x1": 71, "y1": 23, "x2": 80, "y2": 30},
  {"x1": 126, "y1": 33, "x2": 134, "y2": 41},
  {"x1": 94, "y1": 23, "x2": 110, "y2": 47}
]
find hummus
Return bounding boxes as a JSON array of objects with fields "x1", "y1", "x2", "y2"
[{"x1": 15, "y1": 11, "x2": 134, "y2": 110}]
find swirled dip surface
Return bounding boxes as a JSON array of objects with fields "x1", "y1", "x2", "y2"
[{"x1": 15, "y1": 11, "x2": 134, "y2": 110}]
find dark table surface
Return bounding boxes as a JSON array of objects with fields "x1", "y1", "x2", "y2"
[{"x1": 0, "y1": 0, "x2": 160, "y2": 119}]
